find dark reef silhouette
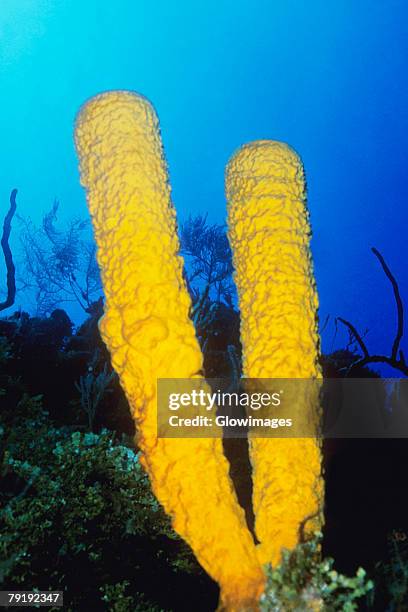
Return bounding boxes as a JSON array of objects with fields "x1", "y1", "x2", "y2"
[{"x1": 1, "y1": 199, "x2": 407, "y2": 610}]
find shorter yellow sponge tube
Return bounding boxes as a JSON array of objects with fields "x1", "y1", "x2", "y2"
[
  {"x1": 74, "y1": 91, "x2": 264, "y2": 611},
  {"x1": 226, "y1": 141, "x2": 323, "y2": 567}
]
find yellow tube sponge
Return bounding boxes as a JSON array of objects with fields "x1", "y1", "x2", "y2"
[
  {"x1": 226, "y1": 140, "x2": 323, "y2": 567},
  {"x1": 74, "y1": 91, "x2": 264, "y2": 611}
]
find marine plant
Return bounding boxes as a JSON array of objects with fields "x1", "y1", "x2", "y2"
[
  {"x1": 0, "y1": 189, "x2": 17, "y2": 313},
  {"x1": 0, "y1": 423, "x2": 204, "y2": 611},
  {"x1": 74, "y1": 90, "x2": 322, "y2": 610},
  {"x1": 18, "y1": 200, "x2": 102, "y2": 315},
  {"x1": 260, "y1": 533, "x2": 372, "y2": 611},
  {"x1": 368, "y1": 529, "x2": 408, "y2": 610},
  {"x1": 336, "y1": 247, "x2": 408, "y2": 377},
  {"x1": 74, "y1": 350, "x2": 116, "y2": 431}
]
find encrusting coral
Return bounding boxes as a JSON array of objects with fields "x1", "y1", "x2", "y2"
[
  {"x1": 74, "y1": 91, "x2": 265, "y2": 611},
  {"x1": 74, "y1": 91, "x2": 322, "y2": 610},
  {"x1": 226, "y1": 141, "x2": 323, "y2": 566}
]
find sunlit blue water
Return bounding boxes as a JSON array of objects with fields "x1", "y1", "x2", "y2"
[{"x1": 0, "y1": 0, "x2": 407, "y2": 361}]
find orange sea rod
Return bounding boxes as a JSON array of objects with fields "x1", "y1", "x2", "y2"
[
  {"x1": 74, "y1": 91, "x2": 264, "y2": 611},
  {"x1": 226, "y1": 141, "x2": 323, "y2": 567}
]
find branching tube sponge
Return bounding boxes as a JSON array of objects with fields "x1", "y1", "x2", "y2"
[
  {"x1": 226, "y1": 141, "x2": 323, "y2": 567},
  {"x1": 74, "y1": 91, "x2": 265, "y2": 611}
]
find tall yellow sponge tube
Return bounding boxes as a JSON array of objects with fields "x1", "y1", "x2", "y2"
[
  {"x1": 226, "y1": 140, "x2": 323, "y2": 567},
  {"x1": 74, "y1": 91, "x2": 265, "y2": 611}
]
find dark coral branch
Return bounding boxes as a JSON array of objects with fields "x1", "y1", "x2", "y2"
[
  {"x1": 0, "y1": 189, "x2": 17, "y2": 312},
  {"x1": 371, "y1": 247, "x2": 404, "y2": 360},
  {"x1": 337, "y1": 247, "x2": 407, "y2": 377},
  {"x1": 336, "y1": 317, "x2": 369, "y2": 358},
  {"x1": 346, "y1": 355, "x2": 408, "y2": 378}
]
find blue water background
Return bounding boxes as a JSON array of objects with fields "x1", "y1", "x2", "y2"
[{"x1": 0, "y1": 1, "x2": 407, "y2": 362}]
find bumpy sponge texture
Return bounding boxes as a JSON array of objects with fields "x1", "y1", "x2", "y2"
[
  {"x1": 226, "y1": 140, "x2": 323, "y2": 566},
  {"x1": 74, "y1": 91, "x2": 264, "y2": 611}
]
